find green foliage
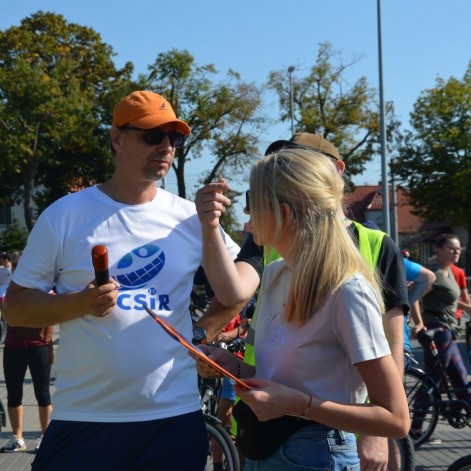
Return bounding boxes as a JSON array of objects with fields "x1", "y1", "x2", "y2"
[
  {"x1": 218, "y1": 189, "x2": 244, "y2": 245},
  {"x1": 0, "y1": 11, "x2": 137, "y2": 230},
  {"x1": 392, "y1": 63, "x2": 471, "y2": 223},
  {"x1": 391, "y1": 61, "x2": 471, "y2": 270},
  {"x1": 145, "y1": 49, "x2": 265, "y2": 201},
  {"x1": 267, "y1": 42, "x2": 401, "y2": 180},
  {"x1": 0, "y1": 218, "x2": 29, "y2": 252}
]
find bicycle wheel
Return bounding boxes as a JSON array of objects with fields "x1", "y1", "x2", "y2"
[
  {"x1": 204, "y1": 414, "x2": 240, "y2": 471},
  {"x1": 387, "y1": 436, "x2": 415, "y2": 471},
  {"x1": 448, "y1": 455, "x2": 471, "y2": 471},
  {"x1": 403, "y1": 367, "x2": 440, "y2": 449}
]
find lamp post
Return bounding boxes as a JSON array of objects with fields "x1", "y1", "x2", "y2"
[
  {"x1": 288, "y1": 66, "x2": 295, "y2": 136},
  {"x1": 377, "y1": 0, "x2": 390, "y2": 234}
]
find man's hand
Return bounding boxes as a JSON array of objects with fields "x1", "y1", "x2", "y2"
[
  {"x1": 190, "y1": 344, "x2": 238, "y2": 378},
  {"x1": 357, "y1": 435, "x2": 388, "y2": 471},
  {"x1": 82, "y1": 280, "x2": 119, "y2": 317}
]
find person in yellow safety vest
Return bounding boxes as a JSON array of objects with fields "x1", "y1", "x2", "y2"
[
  {"x1": 194, "y1": 133, "x2": 409, "y2": 469},
  {"x1": 194, "y1": 144, "x2": 409, "y2": 471}
]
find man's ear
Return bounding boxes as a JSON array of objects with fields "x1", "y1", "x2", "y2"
[
  {"x1": 110, "y1": 126, "x2": 122, "y2": 152},
  {"x1": 335, "y1": 160, "x2": 346, "y2": 175}
]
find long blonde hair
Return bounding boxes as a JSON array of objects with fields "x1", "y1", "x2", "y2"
[{"x1": 249, "y1": 147, "x2": 384, "y2": 324}]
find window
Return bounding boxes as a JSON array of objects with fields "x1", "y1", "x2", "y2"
[{"x1": 0, "y1": 204, "x2": 12, "y2": 226}]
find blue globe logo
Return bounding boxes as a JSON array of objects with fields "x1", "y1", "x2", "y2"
[{"x1": 115, "y1": 244, "x2": 165, "y2": 290}]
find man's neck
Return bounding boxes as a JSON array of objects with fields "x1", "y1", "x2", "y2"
[{"x1": 98, "y1": 179, "x2": 158, "y2": 205}]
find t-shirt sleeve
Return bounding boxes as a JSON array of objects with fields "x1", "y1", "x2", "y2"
[
  {"x1": 332, "y1": 276, "x2": 391, "y2": 365},
  {"x1": 234, "y1": 234, "x2": 264, "y2": 280},
  {"x1": 377, "y1": 236, "x2": 409, "y2": 315},
  {"x1": 11, "y1": 211, "x2": 60, "y2": 293},
  {"x1": 404, "y1": 258, "x2": 422, "y2": 282}
]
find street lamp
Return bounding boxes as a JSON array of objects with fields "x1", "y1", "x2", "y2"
[
  {"x1": 288, "y1": 66, "x2": 295, "y2": 136},
  {"x1": 377, "y1": 0, "x2": 390, "y2": 234}
]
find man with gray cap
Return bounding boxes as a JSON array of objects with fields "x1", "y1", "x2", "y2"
[
  {"x1": 195, "y1": 132, "x2": 409, "y2": 470},
  {"x1": 5, "y1": 91, "x2": 239, "y2": 470}
]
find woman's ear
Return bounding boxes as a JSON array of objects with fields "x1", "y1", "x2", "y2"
[{"x1": 280, "y1": 202, "x2": 294, "y2": 225}]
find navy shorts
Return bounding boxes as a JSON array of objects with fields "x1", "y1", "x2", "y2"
[{"x1": 32, "y1": 410, "x2": 208, "y2": 471}]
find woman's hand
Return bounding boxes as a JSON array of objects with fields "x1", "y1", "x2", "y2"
[
  {"x1": 195, "y1": 178, "x2": 231, "y2": 231},
  {"x1": 234, "y1": 378, "x2": 310, "y2": 421}
]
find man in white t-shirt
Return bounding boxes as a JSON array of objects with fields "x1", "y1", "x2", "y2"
[{"x1": 4, "y1": 91, "x2": 239, "y2": 470}]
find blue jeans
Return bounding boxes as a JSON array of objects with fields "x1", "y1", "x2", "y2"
[{"x1": 244, "y1": 423, "x2": 359, "y2": 471}]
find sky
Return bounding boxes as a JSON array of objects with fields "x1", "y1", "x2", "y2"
[{"x1": 3, "y1": 0, "x2": 471, "y2": 227}]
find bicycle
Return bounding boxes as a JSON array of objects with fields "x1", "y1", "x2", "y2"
[
  {"x1": 404, "y1": 328, "x2": 471, "y2": 449},
  {"x1": 200, "y1": 339, "x2": 244, "y2": 471},
  {"x1": 204, "y1": 414, "x2": 240, "y2": 471},
  {"x1": 386, "y1": 436, "x2": 415, "y2": 471},
  {"x1": 448, "y1": 454, "x2": 471, "y2": 471}
]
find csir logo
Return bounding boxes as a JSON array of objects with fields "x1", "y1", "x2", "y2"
[{"x1": 115, "y1": 244, "x2": 165, "y2": 290}]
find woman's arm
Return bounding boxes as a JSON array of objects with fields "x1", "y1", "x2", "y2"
[
  {"x1": 234, "y1": 354, "x2": 409, "y2": 439},
  {"x1": 195, "y1": 179, "x2": 257, "y2": 306}
]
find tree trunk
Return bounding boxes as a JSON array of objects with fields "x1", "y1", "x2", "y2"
[{"x1": 23, "y1": 155, "x2": 38, "y2": 232}]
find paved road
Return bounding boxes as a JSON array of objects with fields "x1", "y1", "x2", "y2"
[{"x1": 0, "y1": 332, "x2": 470, "y2": 470}]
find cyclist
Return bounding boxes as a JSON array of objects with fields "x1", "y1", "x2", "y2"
[
  {"x1": 411, "y1": 234, "x2": 471, "y2": 440},
  {"x1": 401, "y1": 251, "x2": 436, "y2": 371}
]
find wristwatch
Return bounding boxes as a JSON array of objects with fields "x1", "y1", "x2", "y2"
[{"x1": 191, "y1": 326, "x2": 208, "y2": 345}]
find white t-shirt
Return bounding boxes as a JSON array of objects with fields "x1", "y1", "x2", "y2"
[
  {"x1": 13, "y1": 186, "x2": 239, "y2": 422},
  {"x1": 0, "y1": 266, "x2": 12, "y2": 298},
  {"x1": 253, "y1": 259, "x2": 390, "y2": 404}
]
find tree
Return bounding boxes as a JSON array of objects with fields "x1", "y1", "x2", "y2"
[
  {"x1": 267, "y1": 42, "x2": 401, "y2": 179},
  {"x1": 0, "y1": 11, "x2": 136, "y2": 230},
  {"x1": 145, "y1": 49, "x2": 265, "y2": 200},
  {"x1": 0, "y1": 218, "x2": 29, "y2": 253},
  {"x1": 391, "y1": 62, "x2": 471, "y2": 271}
]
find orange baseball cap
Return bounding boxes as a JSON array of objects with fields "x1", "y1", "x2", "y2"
[{"x1": 112, "y1": 91, "x2": 191, "y2": 135}]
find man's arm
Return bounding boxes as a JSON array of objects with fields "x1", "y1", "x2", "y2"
[
  {"x1": 407, "y1": 265, "x2": 436, "y2": 305},
  {"x1": 4, "y1": 280, "x2": 119, "y2": 327},
  {"x1": 383, "y1": 306, "x2": 405, "y2": 375},
  {"x1": 194, "y1": 261, "x2": 260, "y2": 341}
]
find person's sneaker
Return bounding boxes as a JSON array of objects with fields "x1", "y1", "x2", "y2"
[
  {"x1": 34, "y1": 435, "x2": 43, "y2": 454},
  {"x1": 0, "y1": 435, "x2": 27, "y2": 453},
  {"x1": 427, "y1": 436, "x2": 442, "y2": 445}
]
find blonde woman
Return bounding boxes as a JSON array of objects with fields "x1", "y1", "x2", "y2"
[{"x1": 196, "y1": 147, "x2": 409, "y2": 471}]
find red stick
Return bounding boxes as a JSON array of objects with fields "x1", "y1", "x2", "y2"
[{"x1": 92, "y1": 245, "x2": 109, "y2": 286}]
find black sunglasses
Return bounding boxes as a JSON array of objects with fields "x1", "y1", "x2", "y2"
[
  {"x1": 121, "y1": 126, "x2": 186, "y2": 148},
  {"x1": 245, "y1": 190, "x2": 250, "y2": 213}
]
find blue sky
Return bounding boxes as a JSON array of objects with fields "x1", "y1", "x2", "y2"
[{"x1": 3, "y1": 0, "x2": 471, "y2": 227}]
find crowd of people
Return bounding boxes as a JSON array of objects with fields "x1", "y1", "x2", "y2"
[{"x1": 0, "y1": 90, "x2": 469, "y2": 470}]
